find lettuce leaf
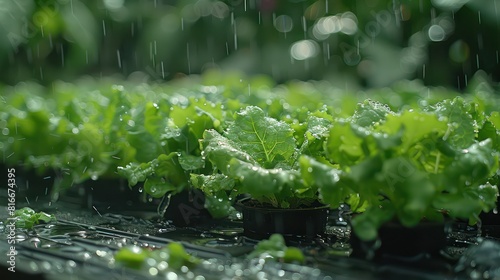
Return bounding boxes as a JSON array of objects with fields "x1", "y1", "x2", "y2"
[{"x1": 225, "y1": 106, "x2": 296, "y2": 168}]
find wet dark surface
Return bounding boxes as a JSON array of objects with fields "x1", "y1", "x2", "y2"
[{"x1": 1, "y1": 187, "x2": 499, "y2": 280}]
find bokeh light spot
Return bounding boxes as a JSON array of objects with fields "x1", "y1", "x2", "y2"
[
  {"x1": 428, "y1": 25, "x2": 445, "y2": 42},
  {"x1": 290, "y1": 40, "x2": 318, "y2": 60},
  {"x1": 274, "y1": 15, "x2": 293, "y2": 33},
  {"x1": 104, "y1": 0, "x2": 124, "y2": 10}
]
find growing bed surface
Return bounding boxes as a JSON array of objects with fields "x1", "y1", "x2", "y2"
[{"x1": 1, "y1": 186, "x2": 498, "y2": 280}]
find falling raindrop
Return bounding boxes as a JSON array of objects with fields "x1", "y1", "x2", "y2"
[
  {"x1": 326, "y1": 43, "x2": 330, "y2": 60},
  {"x1": 92, "y1": 206, "x2": 102, "y2": 217},
  {"x1": 102, "y1": 20, "x2": 106, "y2": 36},
  {"x1": 161, "y1": 61, "x2": 165, "y2": 79},
  {"x1": 117, "y1": 50, "x2": 122, "y2": 68},
  {"x1": 302, "y1": 16, "x2": 307, "y2": 38},
  {"x1": 149, "y1": 42, "x2": 154, "y2": 62},
  {"x1": 186, "y1": 43, "x2": 191, "y2": 74},
  {"x1": 234, "y1": 23, "x2": 238, "y2": 50},
  {"x1": 60, "y1": 44, "x2": 64, "y2": 67}
]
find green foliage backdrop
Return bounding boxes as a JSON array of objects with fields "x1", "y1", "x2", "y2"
[{"x1": 0, "y1": 0, "x2": 499, "y2": 88}]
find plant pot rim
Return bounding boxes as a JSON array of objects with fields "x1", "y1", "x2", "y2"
[
  {"x1": 236, "y1": 197, "x2": 330, "y2": 212},
  {"x1": 237, "y1": 197, "x2": 330, "y2": 239}
]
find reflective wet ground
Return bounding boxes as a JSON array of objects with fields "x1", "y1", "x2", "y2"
[{"x1": 1, "y1": 188, "x2": 499, "y2": 280}]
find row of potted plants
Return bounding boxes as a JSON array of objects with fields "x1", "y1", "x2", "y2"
[
  {"x1": 1, "y1": 71, "x2": 499, "y2": 253},
  {"x1": 190, "y1": 99, "x2": 499, "y2": 245}
]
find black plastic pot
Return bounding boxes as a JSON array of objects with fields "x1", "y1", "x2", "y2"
[
  {"x1": 237, "y1": 198, "x2": 329, "y2": 240},
  {"x1": 479, "y1": 208, "x2": 500, "y2": 238},
  {"x1": 350, "y1": 220, "x2": 448, "y2": 260},
  {"x1": 162, "y1": 189, "x2": 212, "y2": 227}
]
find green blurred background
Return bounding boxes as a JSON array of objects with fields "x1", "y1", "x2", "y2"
[{"x1": 1, "y1": 0, "x2": 499, "y2": 89}]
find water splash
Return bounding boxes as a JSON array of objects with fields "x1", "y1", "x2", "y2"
[{"x1": 157, "y1": 193, "x2": 172, "y2": 217}]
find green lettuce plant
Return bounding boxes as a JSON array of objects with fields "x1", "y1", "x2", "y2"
[
  {"x1": 190, "y1": 105, "x2": 333, "y2": 218},
  {"x1": 301, "y1": 98, "x2": 500, "y2": 241},
  {"x1": 2, "y1": 73, "x2": 499, "y2": 229}
]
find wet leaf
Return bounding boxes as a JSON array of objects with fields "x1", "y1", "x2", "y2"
[
  {"x1": 202, "y1": 129, "x2": 257, "y2": 174},
  {"x1": 118, "y1": 152, "x2": 189, "y2": 194},
  {"x1": 178, "y1": 152, "x2": 205, "y2": 171},
  {"x1": 160, "y1": 242, "x2": 200, "y2": 270},
  {"x1": 350, "y1": 99, "x2": 393, "y2": 127},
  {"x1": 226, "y1": 106, "x2": 295, "y2": 168},
  {"x1": 144, "y1": 177, "x2": 178, "y2": 198},
  {"x1": 247, "y1": 234, "x2": 305, "y2": 264},
  {"x1": 351, "y1": 203, "x2": 395, "y2": 241},
  {"x1": 190, "y1": 174, "x2": 236, "y2": 218},
  {"x1": 430, "y1": 97, "x2": 476, "y2": 148},
  {"x1": 114, "y1": 246, "x2": 148, "y2": 270},
  {"x1": 325, "y1": 120, "x2": 364, "y2": 165},
  {"x1": 11, "y1": 207, "x2": 56, "y2": 229},
  {"x1": 299, "y1": 156, "x2": 347, "y2": 209},
  {"x1": 116, "y1": 243, "x2": 199, "y2": 271}
]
